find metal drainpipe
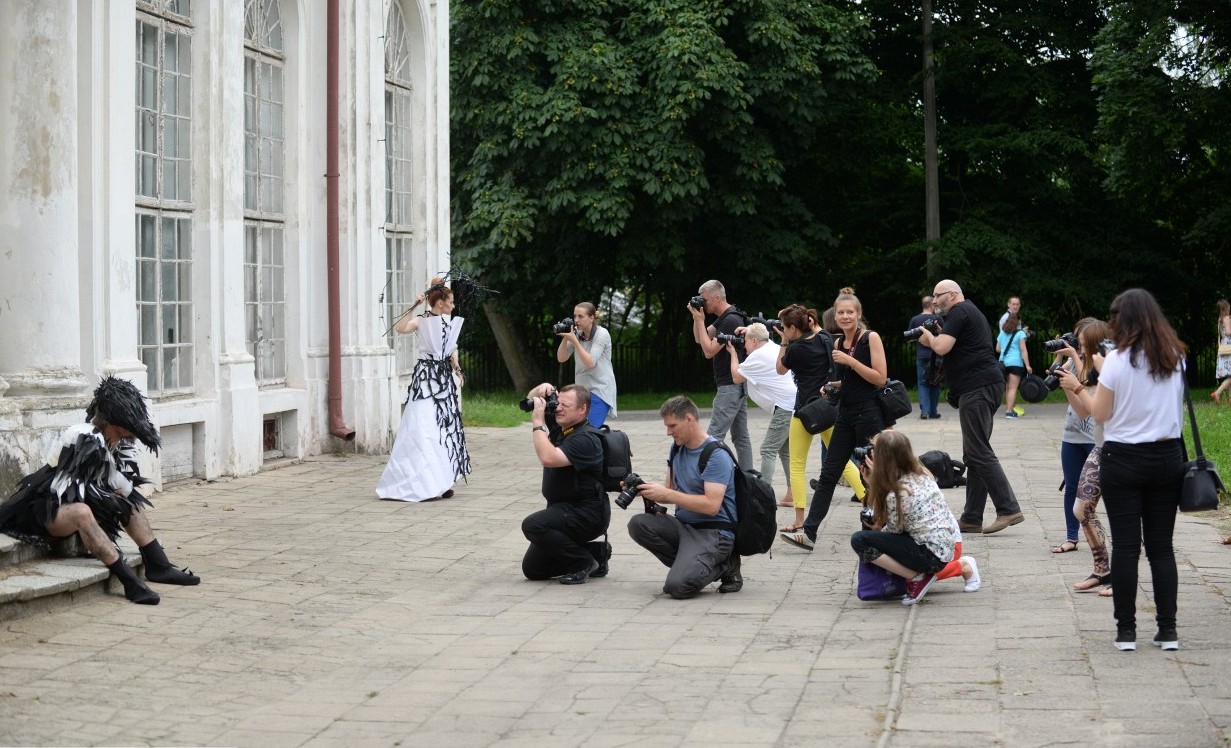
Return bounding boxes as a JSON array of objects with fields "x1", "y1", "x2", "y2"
[{"x1": 326, "y1": 0, "x2": 355, "y2": 441}]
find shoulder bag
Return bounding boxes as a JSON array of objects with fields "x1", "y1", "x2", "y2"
[
  {"x1": 857, "y1": 560, "x2": 907, "y2": 601},
  {"x1": 1180, "y1": 367, "x2": 1226, "y2": 512}
]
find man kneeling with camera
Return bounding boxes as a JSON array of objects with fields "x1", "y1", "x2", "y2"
[
  {"x1": 522, "y1": 383, "x2": 611, "y2": 584},
  {"x1": 624, "y1": 396, "x2": 742, "y2": 598}
]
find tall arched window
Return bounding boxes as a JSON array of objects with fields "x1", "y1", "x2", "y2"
[
  {"x1": 136, "y1": 0, "x2": 194, "y2": 395},
  {"x1": 244, "y1": 0, "x2": 286, "y2": 384},
  {"x1": 384, "y1": 0, "x2": 415, "y2": 372}
]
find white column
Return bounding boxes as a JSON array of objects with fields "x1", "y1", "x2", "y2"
[{"x1": 0, "y1": 0, "x2": 87, "y2": 397}]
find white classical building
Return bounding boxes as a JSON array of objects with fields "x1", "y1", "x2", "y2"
[{"x1": 0, "y1": 0, "x2": 449, "y2": 487}]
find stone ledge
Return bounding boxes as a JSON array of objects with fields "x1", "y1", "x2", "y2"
[{"x1": 0, "y1": 537, "x2": 142, "y2": 616}]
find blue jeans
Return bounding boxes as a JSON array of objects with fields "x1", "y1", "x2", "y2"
[
  {"x1": 916, "y1": 359, "x2": 940, "y2": 417},
  {"x1": 587, "y1": 396, "x2": 611, "y2": 428},
  {"x1": 803, "y1": 398, "x2": 884, "y2": 540},
  {"x1": 957, "y1": 381, "x2": 1022, "y2": 524},
  {"x1": 1060, "y1": 441, "x2": 1094, "y2": 542},
  {"x1": 708, "y1": 383, "x2": 754, "y2": 468}
]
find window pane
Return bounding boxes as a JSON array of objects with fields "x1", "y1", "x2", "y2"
[
  {"x1": 142, "y1": 348, "x2": 160, "y2": 387},
  {"x1": 163, "y1": 348, "x2": 178, "y2": 389},
  {"x1": 161, "y1": 260, "x2": 179, "y2": 302},
  {"x1": 178, "y1": 303, "x2": 193, "y2": 341}
]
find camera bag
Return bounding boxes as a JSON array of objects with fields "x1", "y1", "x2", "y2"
[
  {"x1": 918, "y1": 450, "x2": 967, "y2": 489},
  {"x1": 595, "y1": 425, "x2": 634, "y2": 493},
  {"x1": 693, "y1": 441, "x2": 778, "y2": 557},
  {"x1": 1018, "y1": 373, "x2": 1049, "y2": 403}
]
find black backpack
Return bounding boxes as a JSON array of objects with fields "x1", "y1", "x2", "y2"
[
  {"x1": 692, "y1": 441, "x2": 778, "y2": 557},
  {"x1": 919, "y1": 450, "x2": 967, "y2": 489},
  {"x1": 595, "y1": 425, "x2": 634, "y2": 493}
]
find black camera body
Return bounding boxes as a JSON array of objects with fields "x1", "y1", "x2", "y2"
[
  {"x1": 689, "y1": 295, "x2": 705, "y2": 311},
  {"x1": 903, "y1": 318, "x2": 943, "y2": 340},
  {"x1": 821, "y1": 382, "x2": 842, "y2": 403},
  {"x1": 614, "y1": 472, "x2": 665, "y2": 513},
  {"x1": 1043, "y1": 332, "x2": 1080, "y2": 353},
  {"x1": 749, "y1": 315, "x2": 781, "y2": 329},
  {"x1": 859, "y1": 507, "x2": 875, "y2": 529},
  {"x1": 552, "y1": 317, "x2": 576, "y2": 335},
  {"x1": 716, "y1": 332, "x2": 744, "y2": 345},
  {"x1": 852, "y1": 444, "x2": 874, "y2": 468},
  {"x1": 1098, "y1": 339, "x2": 1116, "y2": 356},
  {"x1": 518, "y1": 391, "x2": 559, "y2": 415},
  {"x1": 1042, "y1": 362, "x2": 1066, "y2": 392}
]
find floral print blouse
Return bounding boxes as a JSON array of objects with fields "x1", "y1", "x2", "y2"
[{"x1": 884, "y1": 473, "x2": 960, "y2": 563}]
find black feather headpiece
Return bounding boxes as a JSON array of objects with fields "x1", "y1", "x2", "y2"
[{"x1": 85, "y1": 376, "x2": 161, "y2": 455}]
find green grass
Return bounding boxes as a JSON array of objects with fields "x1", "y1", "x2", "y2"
[
  {"x1": 1185, "y1": 393, "x2": 1230, "y2": 479},
  {"x1": 462, "y1": 389, "x2": 716, "y2": 428}
]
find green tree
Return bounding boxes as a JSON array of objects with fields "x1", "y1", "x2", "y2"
[{"x1": 451, "y1": 0, "x2": 875, "y2": 389}]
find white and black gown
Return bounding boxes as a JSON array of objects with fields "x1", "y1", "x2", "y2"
[{"x1": 376, "y1": 314, "x2": 471, "y2": 501}]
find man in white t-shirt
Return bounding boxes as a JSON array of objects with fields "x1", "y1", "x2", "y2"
[{"x1": 725, "y1": 323, "x2": 796, "y2": 503}]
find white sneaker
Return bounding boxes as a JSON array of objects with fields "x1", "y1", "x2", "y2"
[
  {"x1": 961, "y1": 555, "x2": 981, "y2": 592},
  {"x1": 780, "y1": 531, "x2": 814, "y2": 551}
]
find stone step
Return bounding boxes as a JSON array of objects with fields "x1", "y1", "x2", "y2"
[{"x1": 0, "y1": 536, "x2": 143, "y2": 622}]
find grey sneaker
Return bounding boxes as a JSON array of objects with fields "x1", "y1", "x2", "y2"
[{"x1": 780, "y1": 531, "x2": 815, "y2": 551}]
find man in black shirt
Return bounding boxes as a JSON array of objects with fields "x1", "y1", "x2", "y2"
[
  {"x1": 689, "y1": 279, "x2": 754, "y2": 468},
  {"x1": 914, "y1": 280, "x2": 1024, "y2": 534},
  {"x1": 523, "y1": 383, "x2": 611, "y2": 583}
]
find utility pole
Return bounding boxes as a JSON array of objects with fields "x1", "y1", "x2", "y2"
[{"x1": 922, "y1": 0, "x2": 940, "y2": 279}]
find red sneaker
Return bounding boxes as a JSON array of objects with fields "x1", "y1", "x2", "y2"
[{"x1": 902, "y1": 573, "x2": 937, "y2": 606}]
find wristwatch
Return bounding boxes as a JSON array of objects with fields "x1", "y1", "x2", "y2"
[{"x1": 531, "y1": 425, "x2": 548, "y2": 434}]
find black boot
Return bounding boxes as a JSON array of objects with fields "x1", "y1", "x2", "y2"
[
  {"x1": 718, "y1": 554, "x2": 743, "y2": 593},
  {"x1": 587, "y1": 541, "x2": 612, "y2": 578},
  {"x1": 107, "y1": 556, "x2": 160, "y2": 605},
  {"x1": 139, "y1": 539, "x2": 201, "y2": 585}
]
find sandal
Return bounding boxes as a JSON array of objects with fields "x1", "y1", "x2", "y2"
[
  {"x1": 779, "y1": 523, "x2": 803, "y2": 533},
  {"x1": 1073, "y1": 573, "x2": 1110, "y2": 592},
  {"x1": 1098, "y1": 586, "x2": 1114, "y2": 597},
  {"x1": 776, "y1": 499, "x2": 795, "y2": 508},
  {"x1": 1051, "y1": 539, "x2": 1079, "y2": 554}
]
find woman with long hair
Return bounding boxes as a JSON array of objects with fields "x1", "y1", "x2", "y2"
[
  {"x1": 556, "y1": 301, "x2": 617, "y2": 427},
  {"x1": 1050, "y1": 317, "x2": 1097, "y2": 555},
  {"x1": 783, "y1": 288, "x2": 886, "y2": 551},
  {"x1": 1213, "y1": 299, "x2": 1231, "y2": 404},
  {"x1": 775, "y1": 303, "x2": 865, "y2": 534},
  {"x1": 1066, "y1": 289, "x2": 1186, "y2": 651},
  {"x1": 850, "y1": 430, "x2": 978, "y2": 605},
  {"x1": 996, "y1": 312, "x2": 1031, "y2": 418},
  {"x1": 1057, "y1": 318, "x2": 1113, "y2": 597},
  {"x1": 376, "y1": 278, "x2": 471, "y2": 501}
]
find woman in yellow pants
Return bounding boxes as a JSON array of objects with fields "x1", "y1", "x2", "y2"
[{"x1": 776, "y1": 304, "x2": 865, "y2": 532}]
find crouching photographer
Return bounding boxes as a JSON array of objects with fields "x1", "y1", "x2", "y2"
[
  {"x1": 624, "y1": 396, "x2": 743, "y2": 599},
  {"x1": 521, "y1": 383, "x2": 611, "y2": 584}
]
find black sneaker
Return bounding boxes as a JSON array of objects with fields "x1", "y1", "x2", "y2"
[
  {"x1": 718, "y1": 556, "x2": 743, "y2": 593},
  {"x1": 1115, "y1": 628, "x2": 1137, "y2": 652},
  {"x1": 559, "y1": 558, "x2": 600, "y2": 585},
  {"x1": 588, "y1": 541, "x2": 612, "y2": 578},
  {"x1": 1153, "y1": 629, "x2": 1179, "y2": 651}
]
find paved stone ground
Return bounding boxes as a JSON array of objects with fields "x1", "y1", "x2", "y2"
[{"x1": 1, "y1": 403, "x2": 1229, "y2": 748}]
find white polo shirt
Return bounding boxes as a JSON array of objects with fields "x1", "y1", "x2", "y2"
[
  {"x1": 738, "y1": 341, "x2": 797, "y2": 412},
  {"x1": 1098, "y1": 348, "x2": 1183, "y2": 443}
]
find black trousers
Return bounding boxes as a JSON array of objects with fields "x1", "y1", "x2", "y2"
[{"x1": 521, "y1": 501, "x2": 607, "y2": 580}]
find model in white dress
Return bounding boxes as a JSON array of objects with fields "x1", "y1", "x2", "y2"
[{"x1": 377, "y1": 286, "x2": 471, "y2": 501}]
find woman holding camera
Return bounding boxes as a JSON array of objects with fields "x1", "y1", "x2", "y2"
[
  {"x1": 556, "y1": 302, "x2": 617, "y2": 427},
  {"x1": 775, "y1": 303, "x2": 865, "y2": 534},
  {"x1": 783, "y1": 288, "x2": 886, "y2": 551},
  {"x1": 376, "y1": 278, "x2": 471, "y2": 502},
  {"x1": 1065, "y1": 289, "x2": 1186, "y2": 651},
  {"x1": 1057, "y1": 319, "x2": 1113, "y2": 596},
  {"x1": 850, "y1": 430, "x2": 979, "y2": 605},
  {"x1": 1050, "y1": 319, "x2": 1096, "y2": 556},
  {"x1": 1213, "y1": 298, "x2": 1231, "y2": 405},
  {"x1": 996, "y1": 312, "x2": 1031, "y2": 418}
]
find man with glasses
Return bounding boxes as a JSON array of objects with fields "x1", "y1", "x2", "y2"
[
  {"x1": 912, "y1": 281, "x2": 1024, "y2": 534},
  {"x1": 522, "y1": 383, "x2": 612, "y2": 584}
]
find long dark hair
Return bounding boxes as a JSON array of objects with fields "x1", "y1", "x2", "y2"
[
  {"x1": 1108, "y1": 288, "x2": 1186, "y2": 380},
  {"x1": 865, "y1": 430, "x2": 928, "y2": 529}
]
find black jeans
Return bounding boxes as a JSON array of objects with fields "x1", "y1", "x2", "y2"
[
  {"x1": 1100, "y1": 440, "x2": 1184, "y2": 634},
  {"x1": 803, "y1": 398, "x2": 883, "y2": 541},
  {"x1": 957, "y1": 380, "x2": 1022, "y2": 524},
  {"x1": 521, "y1": 501, "x2": 607, "y2": 580},
  {"x1": 850, "y1": 530, "x2": 946, "y2": 575}
]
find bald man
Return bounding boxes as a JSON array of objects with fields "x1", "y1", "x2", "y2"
[{"x1": 913, "y1": 280, "x2": 1024, "y2": 534}]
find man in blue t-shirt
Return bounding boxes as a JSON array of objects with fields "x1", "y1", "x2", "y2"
[
  {"x1": 625, "y1": 396, "x2": 742, "y2": 598},
  {"x1": 914, "y1": 280, "x2": 1023, "y2": 535}
]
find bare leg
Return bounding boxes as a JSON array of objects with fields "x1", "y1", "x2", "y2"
[
  {"x1": 1004, "y1": 373, "x2": 1021, "y2": 413},
  {"x1": 127, "y1": 508, "x2": 200, "y2": 585},
  {"x1": 45, "y1": 503, "x2": 119, "y2": 565},
  {"x1": 872, "y1": 555, "x2": 919, "y2": 580},
  {"x1": 123, "y1": 507, "x2": 156, "y2": 546}
]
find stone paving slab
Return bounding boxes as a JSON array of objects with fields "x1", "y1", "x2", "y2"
[{"x1": 0, "y1": 403, "x2": 1229, "y2": 747}]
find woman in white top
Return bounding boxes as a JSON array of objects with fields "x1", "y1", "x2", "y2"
[
  {"x1": 1066, "y1": 288, "x2": 1186, "y2": 652},
  {"x1": 556, "y1": 302, "x2": 617, "y2": 427},
  {"x1": 850, "y1": 430, "x2": 978, "y2": 605},
  {"x1": 376, "y1": 279, "x2": 471, "y2": 501}
]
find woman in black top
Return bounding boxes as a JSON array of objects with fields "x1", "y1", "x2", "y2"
[
  {"x1": 776, "y1": 304, "x2": 867, "y2": 533},
  {"x1": 783, "y1": 288, "x2": 889, "y2": 550}
]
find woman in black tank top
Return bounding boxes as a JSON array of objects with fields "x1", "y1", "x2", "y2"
[{"x1": 781, "y1": 288, "x2": 890, "y2": 549}]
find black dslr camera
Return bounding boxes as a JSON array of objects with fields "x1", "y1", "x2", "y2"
[
  {"x1": 749, "y1": 315, "x2": 781, "y2": 329},
  {"x1": 1042, "y1": 362, "x2": 1067, "y2": 392},
  {"x1": 859, "y1": 506, "x2": 875, "y2": 530},
  {"x1": 518, "y1": 390, "x2": 559, "y2": 415},
  {"x1": 552, "y1": 317, "x2": 576, "y2": 335},
  {"x1": 852, "y1": 444, "x2": 874, "y2": 468},
  {"x1": 1043, "y1": 332, "x2": 1079, "y2": 353},
  {"x1": 614, "y1": 473, "x2": 666, "y2": 514},
  {"x1": 689, "y1": 295, "x2": 705, "y2": 310},
  {"x1": 716, "y1": 332, "x2": 744, "y2": 345},
  {"x1": 903, "y1": 318, "x2": 943, "y2": 340}
]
